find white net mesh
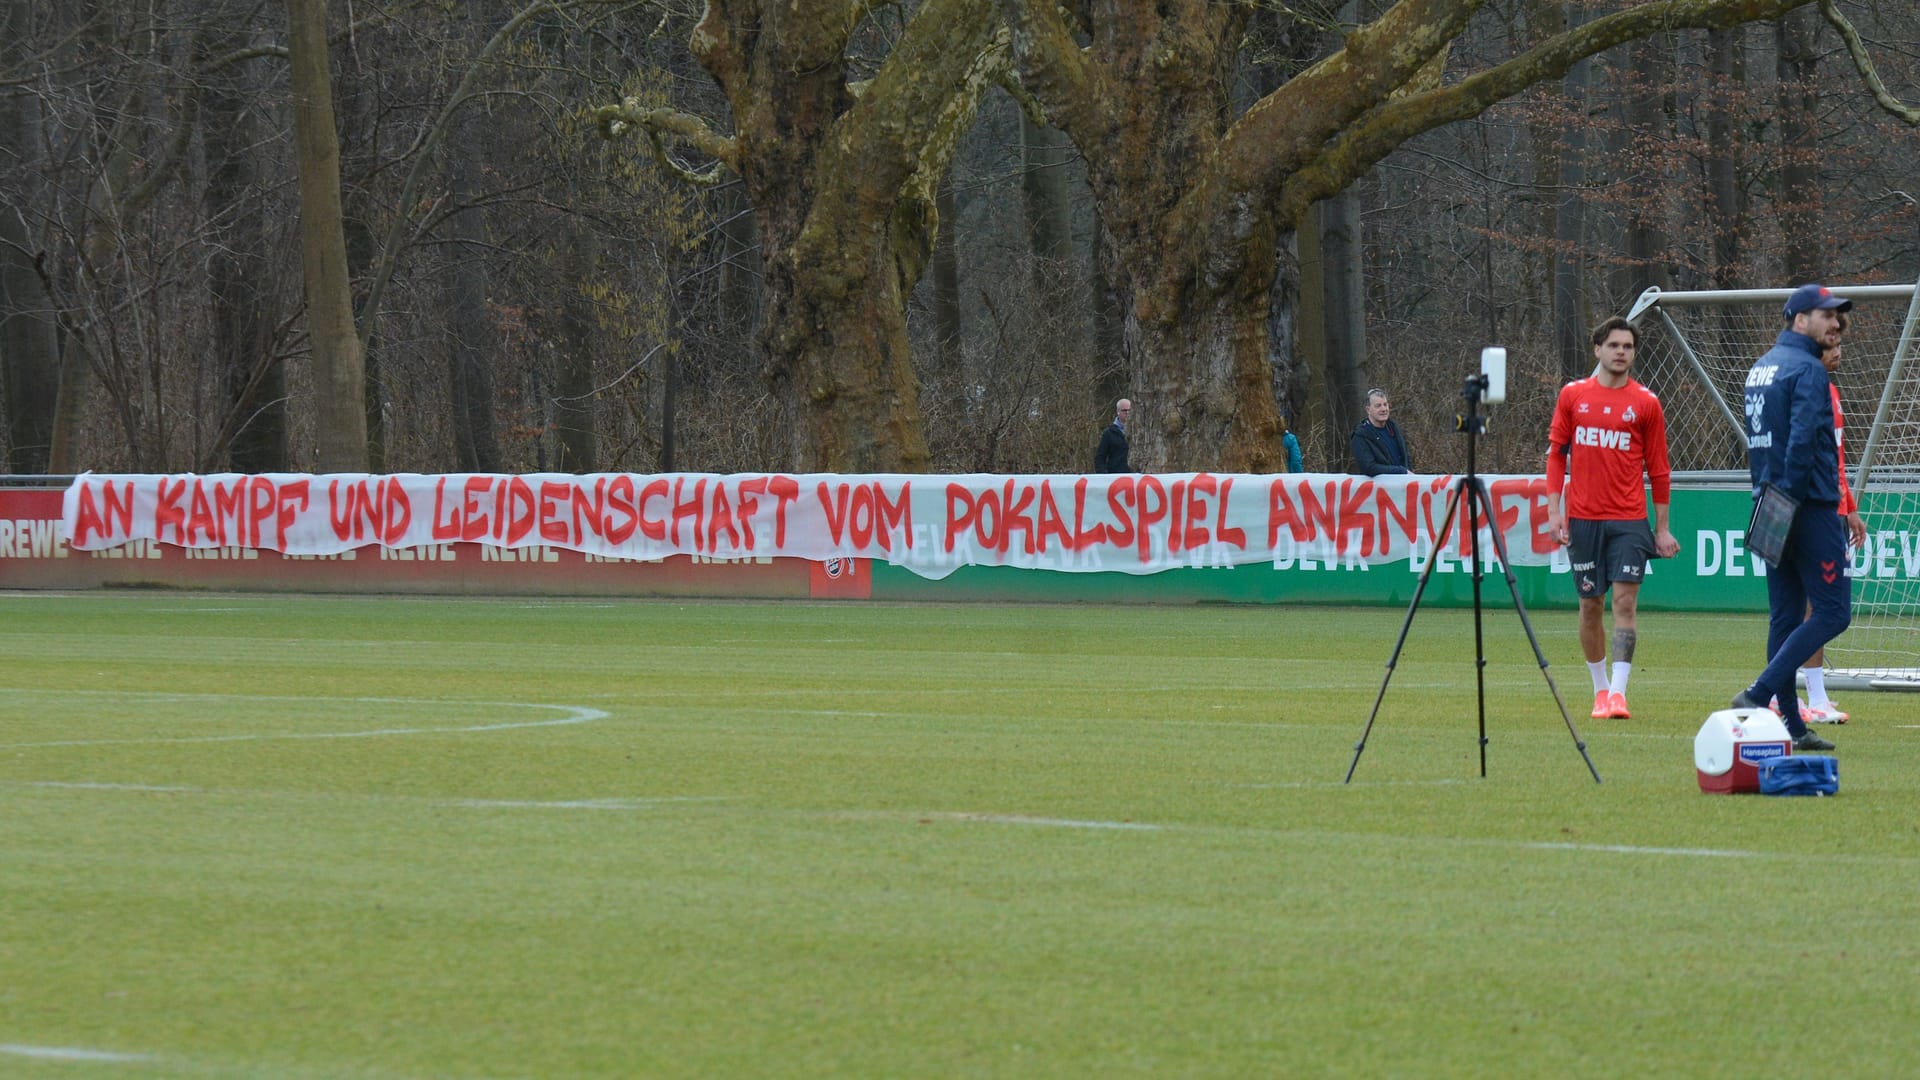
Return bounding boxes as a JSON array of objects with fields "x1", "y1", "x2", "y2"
[{"x1": 1629, "y1": 282, "x2": 1920, "y2": 686}]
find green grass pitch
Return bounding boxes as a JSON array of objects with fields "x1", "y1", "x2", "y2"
[{"x1": 3, "y1": 592, "x2": 1918, "y2": 1077}]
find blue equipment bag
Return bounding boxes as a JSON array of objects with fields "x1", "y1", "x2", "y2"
[{"x1": 1758, "y1": 755, "x2": 1839, "y2": 796}]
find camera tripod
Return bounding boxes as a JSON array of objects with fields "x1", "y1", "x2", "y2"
[{"x1": 1344, "y1": 372, "x2": 1602, "y2": 784}]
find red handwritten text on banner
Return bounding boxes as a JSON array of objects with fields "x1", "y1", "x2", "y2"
[{"x1": 63, "y1": 472, "x2": 1574, "y2": 578}]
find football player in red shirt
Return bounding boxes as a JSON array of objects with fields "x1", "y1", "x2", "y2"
[{"x1": 1546, "y1": 316, "x2": 1681, "y2": 720}]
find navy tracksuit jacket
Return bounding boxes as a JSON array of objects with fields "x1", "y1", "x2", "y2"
[{"x1": 1742, "y1": 329, "x2": 1851, "y2": 727}]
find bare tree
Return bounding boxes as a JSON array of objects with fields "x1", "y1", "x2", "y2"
[
  {"x1": 598, "y1": 0, "x2": 1009, "y2": 471},
  {"x1": 0, "y1": 0, "x2": 58, "y2": 473},
  {"x1": 1000, "y1": 0, "x2": 1900, "y2": 471},
  {"x1": 286, "y1": 0, "x2": 368, "y2": 471}
]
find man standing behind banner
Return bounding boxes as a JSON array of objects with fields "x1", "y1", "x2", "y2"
[
  {"x1": 1093, "y1": 399, "x2": 1132, "y2": 473},
  {"x1": 1546, "y1": 316, "x2": 1680, "y2": 721},
  {"x1": 1730, "y1": 284, "x2": 1852, "y2": 751},
  {"x1": 1350, "y1": 389, "x2": 1412, "y2": 475}
]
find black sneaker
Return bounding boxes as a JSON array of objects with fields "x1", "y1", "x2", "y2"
[
  {"x1": 1731, "y1": 689, "x2": 1770, "y2": 711},
  {"x1": 1793, "y1": 731, "x2": 1836, "y2": 752}
]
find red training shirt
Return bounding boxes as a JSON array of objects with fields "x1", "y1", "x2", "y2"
[
  {"x1": 1833, "y1": 382, "x2": 1856, "y2": 517},
  {"x1": 1545, "y1": 376, "x2": 1673, "y2": 522}
]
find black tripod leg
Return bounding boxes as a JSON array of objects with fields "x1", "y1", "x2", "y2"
[
  {"x1": 1465, "y1": 474, "x2": 1489, "y2": 778},
  {"x1": 1345, "y1": 478, "x2": 1467, "y2": 783},
  {"x1": 1472, "y1": 481, "x2": 1603, "y2": 784}
]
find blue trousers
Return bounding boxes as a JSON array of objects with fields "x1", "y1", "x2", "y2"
[{"x1": 1756, "y1": 504, "x2": 1851, "y2": 730}]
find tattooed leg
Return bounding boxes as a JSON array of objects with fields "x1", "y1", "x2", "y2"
[{"x1": 1610, "y1": 626, "x2": 1637, "y2": 665}]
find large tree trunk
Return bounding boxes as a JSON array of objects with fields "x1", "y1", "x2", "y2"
[
  {"x1": 761, "y1": 206, "x2": 934, "y2": 470},
  {"x1": 1295, "y1": 204, "x2": 1331, "y2": 462},
  {"x1": 1553, "y1": 45, "x2": 1589, "y2": 381},
  {"x1": 335, "y1": 51, "x2": 386, "y2": 474},
  {"x1": 1706, "y1": 27, "x2": 1747, "y2": 289},
  {"x1": 1089, "y1": 212, "x2": 1126, "y2": 407},
  {"x1": 1775, "y1": 9, "x2": 1822, "y2": 283},
  {"x1": 204, "y1": 25, "x2": 288, "y2": 473},
  {"x1": 47, "y1": 10, "x2": 145, "y2": 471},
  {"x1": 1115, "y1": 209, "x2": 1287, "y2": 472},
  {"x1": 0, "y1": 0, "x2": 58, "y2": 473},
  {"x1": 1005, "y1": 0, "x2": 1827, "y2": 473},
  {"x1": 286, "y1": 0, "x2": 368, "y2": 472},
  {"x1": 1532, "y1": 1, "x2": 1590, "y2": 378},
  {"x1": 716, "y1": 181, "x2": 760, "y2": 338},
  {"x1": 1320, "y1": 187, "x2": 1368, "y2": 458},
  {"x1": 1526, "y1": 0, "x2": 1569, "y2": 330},
  {"x1": 1021, "y1": 111, "x2": 1083, "y2": 379},
  {"x1": 1022, "y1": 113, "x2": 1073, "y2": 268},
  {"x1": 932, "y1": 175, "x2": 962, "y2": 367},
  {"x1": 49, "y1": 125, "x2": 140, "y2": 470},
  {"x1": 446, "y1": 114, "x2": 500, "y2": 473},
  {"x1": 0, "y1": 202, "x2": 57, "y2": 474},
  {"x1": 623, "y1": 0, "x2": 1005, "y2": 472},
  {"x1": 552, "y1": 219, "x2": 598, "y2": 473},
  {"x1": 684, "y1": 0, "x2": 1001, "y2": 472},
  {"x1": 1020, "y1": 0, "x2": 1268, "y2": 470},
  {"x1": 1613, "y1": 33, "x2": 1675, "y2": 304}
]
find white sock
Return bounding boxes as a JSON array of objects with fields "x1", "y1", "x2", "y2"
[
  {"x1": 1804, "y1": 665, "x2": 1829, "y2": 707},
  {"x1": 1610, "y1": 661, "x2": 1632, "y2": 695},
  {"x1": 1588, "y1": 660, "x2": 1609, "y2": 693}
]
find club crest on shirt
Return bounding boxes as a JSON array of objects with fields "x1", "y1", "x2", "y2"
[{"x1": 1622, "y1": 406, "x2": 1636, "y2": 423}]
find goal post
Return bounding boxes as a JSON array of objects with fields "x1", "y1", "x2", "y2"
[{"x1": 1627, "y1": 278, "x2": 1920, "y2": 690}]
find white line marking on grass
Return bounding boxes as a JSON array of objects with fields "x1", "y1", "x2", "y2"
[
  {"x1": 0, "y1": 1044, "x2": 151, "y2": 1063},
  {"x1": 146, "y1": 606, "x2": 255, "y2": 613},
  {"x1": 804, "y1": 809, "x2": 1920, "y2": 865},
  {"x1": 629, "y1": 678, "x2": 1471, "y2": 701},
  {"x1": 445, "y1": 796, "x2": 738, "y2": 810},
  {"x1": 1230, "y1": 778, "x2": 1475, "y2": 789},
  {"x1": 20, "y1": 780, "x2": 198, "y2": 793},
  {"x1": 1134, "y1": 719, "x2": 1316, "y2": 730},
  {"x1": 919, "y1": 811, "x2": 1162, "y2": 831},
  {"x1": 1521, "y1": 842, "x2": 1762, "y2": 858},
  {"x1": 873, "y1": 812, "x2": 1775, "y2": 854},
  {"x1": 505, "y1": 602, "x2": 618, "y2": 608},
  {"x1": 0, "y1": 692, "x2": 606, "y2": 748},
  {"x1": 5, "y1": 779, "x2": 736, "y2": 813}
]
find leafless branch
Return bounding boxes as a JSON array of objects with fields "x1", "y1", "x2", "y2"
[
  {"x1": 1820, "y1": 0, "x2": 1920, "y2": 126},
  {"x1": 594, "y1": 100, "x2": 738, "y2": 184},
  {"x1": 355, "y1": 0, "x2": 637, "y2": 355}
]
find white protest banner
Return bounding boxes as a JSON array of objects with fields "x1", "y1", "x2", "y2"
[{"x1": 62, "y1": 472, "x2": 1564, "y2": 579}]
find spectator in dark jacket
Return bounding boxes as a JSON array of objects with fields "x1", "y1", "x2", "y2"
[
  {"x1": 1350, "y1": 389, "x2": 1412, "y2": 475},
  {"x1": 1093, "y1": 399, "x2": 1132, "y2": 473}
]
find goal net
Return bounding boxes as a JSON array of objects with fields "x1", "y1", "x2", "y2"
[{"x1": 1628, "y1": 280, "x2": 1920, "y2": 689}]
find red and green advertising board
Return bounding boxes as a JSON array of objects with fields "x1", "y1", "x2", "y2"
[{"x1": 2, "y1": 476, "x2": 1911, "y2": 611}]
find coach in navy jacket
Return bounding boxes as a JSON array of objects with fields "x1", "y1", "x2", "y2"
[
  {"x1": 1745, "y1": 325, "x2": 1840, "y2": 505},
  {"x1": 1730, "y1": 283, "x2": 1851, "y2": 749}
]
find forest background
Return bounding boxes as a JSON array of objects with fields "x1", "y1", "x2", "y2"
[{"x1": 2, "y1": 0, "x2": 1917, "y2": 481}]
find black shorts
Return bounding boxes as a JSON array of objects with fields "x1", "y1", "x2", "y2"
[{"x1": 1567, "y1": 518, "x2": 1656, "y2": 600}]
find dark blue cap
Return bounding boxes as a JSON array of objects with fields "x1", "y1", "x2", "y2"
[{"x1": 1784, "y1": 283, "x2": 1853, "y2": 317}]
